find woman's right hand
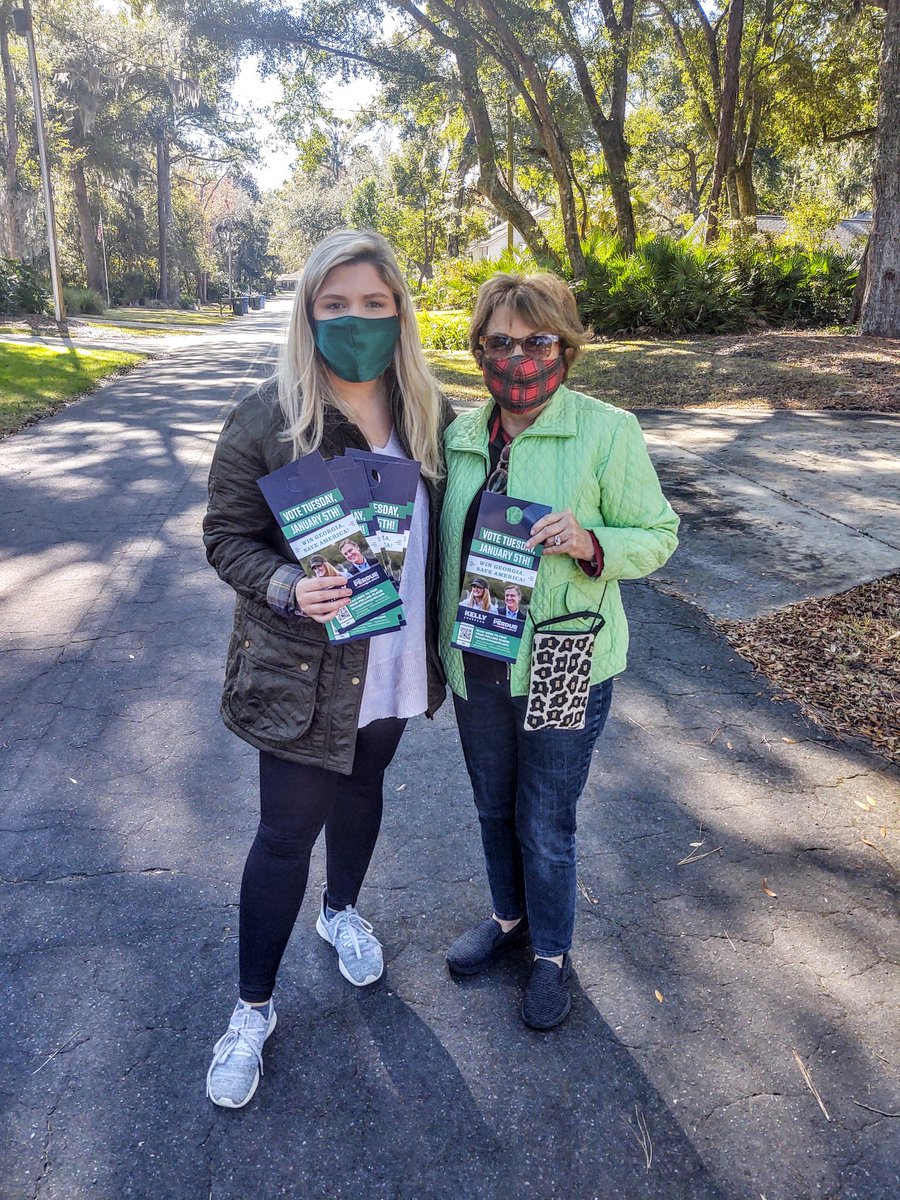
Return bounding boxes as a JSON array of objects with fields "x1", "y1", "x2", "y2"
[{"x1": 295, "y1": 575, "x2": 353, "y2": 623}]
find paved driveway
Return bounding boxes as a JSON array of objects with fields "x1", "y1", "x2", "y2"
[
  {"x1": 638, "y1": 407, "x2": 900, "y2": 619},
  {"x1": 1, "y1": 314, "x2": 897, "y2": 1198}
]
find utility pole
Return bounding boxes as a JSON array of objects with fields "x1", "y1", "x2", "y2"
[
  {"x1": 507, "y1": 97, "x2": 514, "y2": 254},
  {"x1": 98, "y1": 209, "x2": 110, "y2": 307},
  {"x1": 13, "y1": 0, "x2": 66, "y2": 330}
]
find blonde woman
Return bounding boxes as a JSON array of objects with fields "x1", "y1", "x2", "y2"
[
  {"x1": 310, "y1": 554, "x2": 343, "y2": 578},
  {"x1": 462, "y1": 577, "x2": 497, "y2": 612},
  {"x1": 203, "y1": 230, "x2": 453, "y2": 1107}
]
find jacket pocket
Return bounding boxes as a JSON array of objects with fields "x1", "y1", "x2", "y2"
[{"x1": 224, "y1": 633, "x2": 325, "y2": 744}]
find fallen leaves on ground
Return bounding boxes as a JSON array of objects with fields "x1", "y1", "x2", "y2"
[
  {"x1": 718, "y1": 574, "x2": 900, "y2": 764},
  {"x1": 574, "y1": 332, "x2": 900, "y2": 413},
  {"x1": 430, "y1": 331, "x2": 900, "y2": 413}
]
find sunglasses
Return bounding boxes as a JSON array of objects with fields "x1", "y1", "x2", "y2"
[
  {"x1": 478, "y1": 332, "x2": 562, "y2": 362},
  {"x1": 486, "y1": 441, "x2": 511, "y2": 496}
]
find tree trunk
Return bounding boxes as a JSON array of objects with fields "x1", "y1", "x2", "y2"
[
  {"x1": 557, "y1": 0, "x2": 636, "y2": 253},
  {"x1": 848, "y1": 238, "x2": 868, "y2": 324},
  {"x1": 0, "y1": 3, "x2": 18, "y2": 259},
  {"x1": 860, "y1": 0, "x2": 900, "y2": 337},
  {"x1": 470, "y1": 0, "x2": 586, "y2": 276},
  {"x1": 71, "y1": 161, "x2": 104, "y2": 293},
  {"x1": 725, "y1": 168, "x2": 739, "y2": 220},
  {"x1": 706, "y1": 0, "x2": 744, "y2": 243},
  {"x1": 600, "y1": 126, "x2": 637, "y2": 254},
  {"x1": 735, "y1": 161, "x2": 757, "y2": 218},
  {"x1": 156, "y1": 133, "x2": 173, "y2": 304},
  {"x1": 455, "y1": 41, "x2": 562, "y2": 269}
]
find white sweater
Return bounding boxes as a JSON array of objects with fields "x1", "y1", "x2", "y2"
[{"x1": 358, "y1": 430, "x2": 430, "y2": 727}]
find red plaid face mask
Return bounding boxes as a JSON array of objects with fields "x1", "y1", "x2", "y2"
[{"x1": 481, "y1": 355, "x2": 566, "y2": 413}]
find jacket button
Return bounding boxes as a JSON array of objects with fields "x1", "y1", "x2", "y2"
[
  {"x1": 351, "y1": 676, "x2": 361, "y2": 685},
  {"x1": 243, "y1": 639, "x2": 251, "y2": 649},
  {"x1": 300, "y1": 663, "x2": 309, "y2": 672}
]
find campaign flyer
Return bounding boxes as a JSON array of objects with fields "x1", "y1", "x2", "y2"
[
  {"x1": 326, "y1": 456, "x2": 398, "y2": 589},
  {"x1": 256, "y1": 450, "x2": 402, "y2": 641},
  {"x1": 450, "y1": 492, "x2": 551, "y2": 663},
  {"x1": 332, "y1": 604, "x2": 407, "y2": 644},
  {"x1": 346, "y1": 450, "x2": 420, "y2": 584}
]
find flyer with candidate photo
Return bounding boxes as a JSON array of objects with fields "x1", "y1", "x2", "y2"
[
  {"x1": 450, "y1": 491, "x2": 551, "y2": 663},
  {"x1": 256, "y1": 450, "x2": 403, "y2": 642},
  {"x1": 346, "y1": 450, "x2": 420, "y2": 584}
]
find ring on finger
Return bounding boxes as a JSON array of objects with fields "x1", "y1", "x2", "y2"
[{"x1": 553, "y1": 534, "x2": 562, "y2": 546}]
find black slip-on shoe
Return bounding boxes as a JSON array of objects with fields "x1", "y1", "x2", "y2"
[
  {"x1": 522, "y1": 953, "x2": 572, "y2": 1030},
  {"x1": 446, "y1": 916, "x2": 530, "y2": 976}
]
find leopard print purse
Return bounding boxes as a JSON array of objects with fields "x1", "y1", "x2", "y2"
[{"x1": 523, "y1": 606, "x2": 606, "y2": 732}]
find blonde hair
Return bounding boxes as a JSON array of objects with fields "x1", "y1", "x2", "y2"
[
  {"x1": 465, "y1": 585, "x2": 493, "y2": 611},
  {"x1": 468, "y1": 272, "x2": 591, "y2": 360},
  {"x1": 275, "y1": 229, "x2": 444, "y2": 481},
  {"x1": 314, "y1": 560, "x2": 342, "y2": 577}
]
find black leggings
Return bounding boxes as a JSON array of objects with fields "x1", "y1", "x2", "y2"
[{"x1": 238, "y1": 717, "x2": 407, "y2": 1003}]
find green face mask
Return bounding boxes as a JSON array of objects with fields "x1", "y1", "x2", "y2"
[{"x1": 313, "y1": 314, "x2": 400, "y2": 383}]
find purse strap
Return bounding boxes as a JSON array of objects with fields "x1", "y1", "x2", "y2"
[{"x1": 529, "y1": 584, "x2": 608, "y2": 637}]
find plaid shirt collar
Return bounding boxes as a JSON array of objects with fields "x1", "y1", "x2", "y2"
[{"x1": 488, "y1": 406, "x2": 511, "y2": 448}]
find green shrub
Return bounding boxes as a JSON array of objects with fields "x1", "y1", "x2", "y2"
[
  {"x1": 416, "y1": 234, "x2": 858, "y2": 338},
  {"x1": 0, "y1": 258, "x2": 49, "y2": 315},
  {"x1": 416, "y1": 308, "x2": 469, "y2": 350},
  {"x1": 576, "y1": 234, "x2": 750, "y2": 335},
  {"x1": 14, "y1": 262, "x2": 50, "y2": 313},
  {"x1": 732, "y1": 244, "x2": 857, "y2": 327},
  {"x1": 118, "y1": 271, "x2": 147, "y2": 305},
  {"x1": 417, "y1": 251, "x2": 529, "y2": 311},
  {"x1": 0, "y1": 259, "x2": 19, "y2": 314},
  {"x1": 178, "y1": 294, "x2": 197, "y2": 310},
  {"x1": 63, "y1": 286, "x2": 106, "y2": 315}
]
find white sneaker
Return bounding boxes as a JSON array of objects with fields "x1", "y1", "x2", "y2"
[
  {"x1": 315, "y1": 888, "x2": 384, "y2": 986},
  {"x1": 206, "y1": 999, "x2": 277, "y2": 1108}
]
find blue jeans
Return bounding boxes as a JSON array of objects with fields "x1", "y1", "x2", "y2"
[{"x1": 453, "y1": 673, "x2": 613, "y2": 958}]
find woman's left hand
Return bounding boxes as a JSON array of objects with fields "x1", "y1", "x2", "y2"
[{"x1": 526, "y1": 509, "x2": 594, "y2": 560}]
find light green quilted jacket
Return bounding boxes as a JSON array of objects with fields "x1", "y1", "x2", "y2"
[{"x1": 439, "y1": 384, "x2": 680, "y2": 699}]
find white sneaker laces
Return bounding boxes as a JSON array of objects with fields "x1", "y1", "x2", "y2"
[
  {"x1": 332, "y1": 909, "x2": 375, "y2": 960},
  {"x1": 209, "y1": 1008, "x2": 268, "y2": 1076}
]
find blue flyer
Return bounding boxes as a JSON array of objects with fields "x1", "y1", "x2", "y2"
[
  {"x1": 257, "y1": 451, "x2": 402, "y2": 642},
  {"x1": 451, "y1": 492, "x2": 551, "y2": 663}
]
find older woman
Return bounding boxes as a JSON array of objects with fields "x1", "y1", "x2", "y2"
[
  {"x1": 203, "y1": 230, "x2": 452, "y2": 1106},
  {"x1": 439, "y1": 272, "x2": 679, "y2": 1029}
]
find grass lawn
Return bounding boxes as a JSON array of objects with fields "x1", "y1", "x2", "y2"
[
  {"x1": 427, "y1": 331, "x2": 899, "y2": 412},
  {"x1": 81, "y1": 305, "x2": 232, "y2": 330},
  {"x1": 0, "y1": 342, "x2": 145, "y2": 438},
  {"x1": 719, "y1": 574, "x2": 900, "y2": 766},
  {"x1": 72, "y1": 319, "x2": 184, "y2": 339}
]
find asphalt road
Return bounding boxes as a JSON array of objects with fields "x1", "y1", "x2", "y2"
[{"x1": 1, "y1": 298, "x2": 897, "y2": 1199}]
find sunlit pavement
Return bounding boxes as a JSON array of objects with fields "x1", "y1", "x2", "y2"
[
  {"x1": 1, "y1": 300, "x2": 897, "y2": 1199},
  {"x1": 639, "y1": 407, "x2": 900, "y2": 620}
]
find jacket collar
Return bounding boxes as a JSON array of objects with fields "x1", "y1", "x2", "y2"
[{"x1": 446, "y1": 384, "x2": 578, "y2": 452}]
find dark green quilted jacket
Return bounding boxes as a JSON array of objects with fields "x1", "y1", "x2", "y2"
[{"x1": 204, "y1": 382, "x2": 453, "y2": 773}]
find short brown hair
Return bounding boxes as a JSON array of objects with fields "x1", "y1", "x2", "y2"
[{"x1": 468, "y1": 272, "x2": 591, "y2": 360}]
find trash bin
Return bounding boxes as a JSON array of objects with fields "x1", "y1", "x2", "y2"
[
  {"x1": 230, "y1": 296, "x2": 245, "y2": 316},
  {"x1": 249, "y1": 294, "x2": 262, "y2": 311},
  {"x1": 258, "y1": 294, "x2": 266, "y2": 310}
]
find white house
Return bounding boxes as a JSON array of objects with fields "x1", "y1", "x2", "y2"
[
  {"x1": 754, "y1": 212, "x2": 871, "y2": 251},
  {"x1": 468, "y1": 204, "x2": 554, "y2": 261}
]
